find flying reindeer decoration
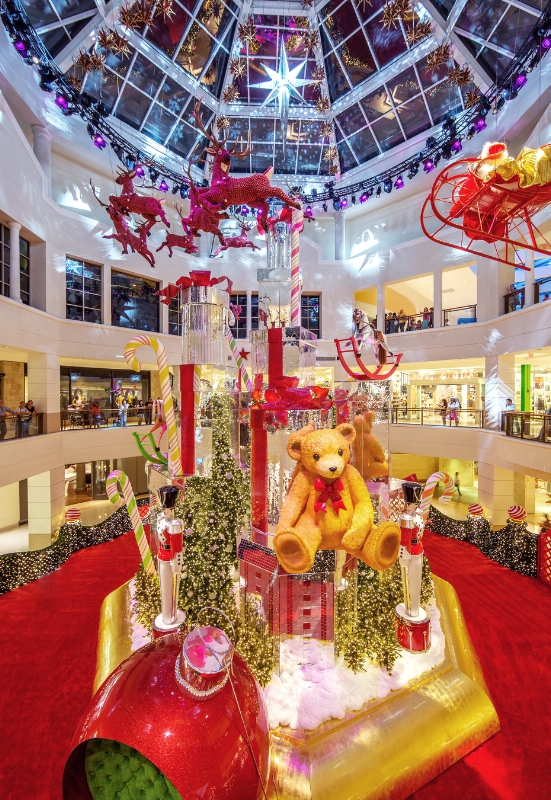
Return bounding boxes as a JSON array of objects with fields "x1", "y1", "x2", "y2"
[
  {"x1": 91, "y1": 182, "x2": 156, "y2": 267},
  {"x1": 110, "y1": 164, "x2": 170, "y2": 237},
  {"x1": 156, "y1": 204, "x2": 199, "y2": 256},
  {"x1": 211, "y1": 223, "x2": 260, "y2": 258}
]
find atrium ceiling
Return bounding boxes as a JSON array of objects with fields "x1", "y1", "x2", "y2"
[{"x1": 19, "y1": 0, "x2": 547, "y2": 177}]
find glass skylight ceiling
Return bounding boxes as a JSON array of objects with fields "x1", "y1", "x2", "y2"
[{"x1": 19, "y1": 0, "x2": 547, "y2": 176}]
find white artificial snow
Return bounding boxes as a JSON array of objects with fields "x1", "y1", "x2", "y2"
[{"x1": 263, "y1": 603, "x2": 446, "y2": 731}]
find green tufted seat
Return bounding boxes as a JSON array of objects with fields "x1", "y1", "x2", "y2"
[{"x1": 85, "y1": 739, "x2": 182, "y2": 800}]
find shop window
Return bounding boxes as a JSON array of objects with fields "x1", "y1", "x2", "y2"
[
  {"x1": 66, "y1": 257, "x2": 101, "y2": 323},
  {"x1": 251, "y1": 293, "x2": 259, "y2": 331},
  {"x1": 111, "y1": 270, "x2": 159, "y2": 331},
  {"x1": 301, "y1": 294, "x2": 321, "y2": 338},
  {"x1": 19, "y1": 236, "x2": 30, "y2": 306},
  {"x1": 0, "y1": 224, "x2": 10, "y2": 298},
  {"x1": 169, "y1": 293, "x2": 182, "y2": 336},
  {"x1": 60, "y1": 366, "x2": 151, "y2": 411},
  {"x1": 230, "y1": 293, "x2": 248, "y2": 339}
]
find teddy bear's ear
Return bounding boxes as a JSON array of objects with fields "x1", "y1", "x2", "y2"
[
  {"x1": 336, "y1": 422, "x2": 356, "y2": 444},
  {"x1": 287, "y1": 434, "x2": 304, "y2": 460}
]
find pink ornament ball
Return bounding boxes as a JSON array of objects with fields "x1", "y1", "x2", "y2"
[
  {"x1": 468, "y1": 504, "x2": 484, "y2": 517},
  {"x1": 65, "y1": 508, "x2": 81, "y2": 524},
  {"x1": 508, "y1": 505, "x2": 527, "y2": 522}
]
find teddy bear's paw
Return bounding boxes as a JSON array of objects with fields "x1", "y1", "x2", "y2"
[
  {"x1": 274, "y1": 529, "x2": 315, "y2": 574},
  {"x1": 361, "y1": 520, "x2": 400, "y2": 571}
]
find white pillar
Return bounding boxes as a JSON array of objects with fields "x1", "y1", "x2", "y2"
[
  {"x1": 160, "y1": 287, "x2": 169, "y2": 334},
  {"x1": 102, "y1": 262, "x2": 111, "y2": 325},
  {"x1": 246, "y1": 289, "x2": 252, "y2": 337},
  {"x1": 28, "y1": 467, "x2": 65, "y2": 550},
  {"x1": 478, "y1": 462, "x2": 514, "y2": 525},
  {"x1": 484, "y1": 353, "x2": 515, "y2": 430},
  {"x1": 433, "y1": 268, "x2": 442, "y2": 328},
  {"x1": 198, "y1": 232, "x2": 211, "y2": 258},
  {"x1": 31, "y1": 124, "x2": 52, "y2": 196},
  {"x1": 8, "y1": 221, "x2": 21, "y2": 303},
  {"x1": 377, "y1": 271, "x2": 386, "y2": 331},
  {"x1": 476, "y1": 247, "x2": 515, "y2": 321},
  {"x1": 27, "y1": 352, "x2": 60, "y2": 434},
  {"x1": 334, "y1": 210, "x2": 346, "y2": 260},
  {"x1": 524, "y1": 250, "x2": 535, "y2": 307}
]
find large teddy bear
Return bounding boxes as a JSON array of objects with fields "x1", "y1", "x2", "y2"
[
  {"x1": 274, "y1": 423, "x2": 400, "y2": 574},
  {"x1": 353, "y1": 411, "x2": 389, "y2": 480}
]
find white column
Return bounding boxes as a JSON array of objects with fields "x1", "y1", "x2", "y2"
[
  {"x1": 198, "y1": 232, "x2": 211, "y2": 258},
  {"x1": 476, "y1": 247, "x2": 515, "y2": 321},
  {"x1": 102, "y1": 262, "x2": 111, "y2": 325},
  {"x1": 484, "y1": 353, "x2": 515, "y2": 430},
  {"x1": 377, "y1": 271, "x2": 386, "y2": 331},
  {"x1": 31, "y1": 124, "x2": 52, "y2": 196},
  {"x1": 478, "y1": 462, "x2": 514, "y2": 525},
  {"x1": 28, "y1": 467, "x2": 65, "y2": 550},
  {"x1": 334, "y1": 210, "x2": 346, "y2": 260},
  {"x1": 433, "y1": 268, "x2": 442, "y2": 328},
  {"x1": 246, "y1": 289, "x2": 252, "y2": 337},
  {"x1": 524, "y1": 250, "x2": 535, "y2": 307},
  {"x1": 27, "y1": 352, "x2": 60, "y2": 434},
  {"x1": 8, "y1": 221, "x2": 21, "y2": 303}
]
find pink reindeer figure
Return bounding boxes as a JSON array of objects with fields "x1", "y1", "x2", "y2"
[
  {"x1": 91, "y1": 182, "x2": 156, "y2": 267},
  {"x1": 157, "y1": 205, "x2": 199, "y2": 256},
  {"x1": 110, "y1": 164, "x2": 170, "y2": 237},
  {"x1": 192, "y1": 102, "x2": 301, "y2": 231},
  {"x1": 180, "y1": 155, "x2": 228, "y2": 248},
  {"x1": 211, "y1": 224, "x2": 260, "y2": 257}
]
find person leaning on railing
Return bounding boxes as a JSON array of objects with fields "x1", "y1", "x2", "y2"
[{"x1": 0, "y1": 399, "x2": 16, "y2": 440}]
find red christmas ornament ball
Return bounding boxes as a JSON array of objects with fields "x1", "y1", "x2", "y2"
[
  {"x1": 468, "y1": 503, "x2": 484, "y2": 517},
  {"x1": 63, "y1": 633, "x2": 270, "y2": 800},
  {"x1": 508, "y1": 505, "x2": 527, "y2": 522}
]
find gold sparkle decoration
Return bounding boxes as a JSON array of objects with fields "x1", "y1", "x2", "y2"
[
  {"x1": 320, "y1": 120, "x2": 333, "y2": 138},
  {"x1": 329, "y1": 163, "x2": 339, "y2": 175},
  {"x1": 303, "y1": 30, "x2": 320, "y2": 51},
  {"x1": 324, "y1": 145, "x2": 338, "y2": 162},
  {"x1": 223, "y1": 84, "x2": 240, "y2": 103},
  {"x1": 107, "y1": 30, "x2": 131, "y2": 56},
  {"x1": 216, "y1": 115, "x2": 230, "y2": 131},
  {"x1": 154, "y1": 0, "x2": 175, "y2": 19},
  {"x1": 119, "y1": 5, "x2": 144, "y2": 30},
  {"x1": 426, "y1": 42, "x2": 452, "y2": 70},
  {"x1": 446, "y1": 63, "x2": 473, "y2": 87},
  {"x1": 89, "y1": 52, "x2": 106, "y2": 71},
  {"x1": 294, "y1": 16, "x2": 309, "y2": 28},
  {"x1": 316, "y1": 95, "x2": 330, "y2": 112},
  {"x1": 96, "y1": 27, "x2": 112, "y2": 50},
  {"x1": 285, "y1": 33, "x2": 300, "y2": 52},
  {"x1": 406, "y1": 19, "x2": 433, "y2": 43},
  {"x1": 381, "y1": 1, "x2": 401, "y2": 29},
  {"x1": 464, "y1": 86, "x2": 481, "y2": 108},
  {"x1": 229, "y1": 57, "x2": 247, "y2": 80},
  {"x1": 238, "y1": 16, "x2": 259, "y2": 51},
  {"x1": 67, "y1": 74, "x2": 83, "y2": 92},
  {"x1": 312, "y1": 64, "x2": 325, "y2": 82},
  {"x1": 355, "y1": 0, "x2": 372, "y2": 12}
]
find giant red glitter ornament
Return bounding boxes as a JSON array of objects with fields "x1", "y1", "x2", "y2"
[
  {"x1": 62, "y1": 633, "x2": 270, "y2": 800},
  {"x1": 421, "y1": 141, "x2": 551, "y2": 268}
]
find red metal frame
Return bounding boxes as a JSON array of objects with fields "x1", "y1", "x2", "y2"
[
  {"x1": 538, "y1": 529, "x2": 551, "y2": 586},
  {"x1": 334, "y1": 337, "x2": 402, "y2": 381},
  {"x1": 421, "y1": 157, "x2": 551, "y2": 269}
]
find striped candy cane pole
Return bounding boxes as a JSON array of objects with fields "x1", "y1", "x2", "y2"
[
  {"x1": 226, "y1": 328, "x2": 253, "y2": 391},
  {"x1": 290, "y1": 208, "x2": 302, "y2": 327},
  {"x1": 107, "y1": 470, "x2": 155, "y2": 576},
  {"x1": 193, "y1": 364, "x2": 201, "y2": 420},
  {"x1": 124, "y1": 335, "x2": 182, "y2": 478},
  {"x1": 418, "y1": 471, "x2": 454, "y2": 521}
]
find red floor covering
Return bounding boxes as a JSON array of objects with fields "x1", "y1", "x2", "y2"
[{"x1": 0, "y1": 528, "x2": 550, "y2": 799}]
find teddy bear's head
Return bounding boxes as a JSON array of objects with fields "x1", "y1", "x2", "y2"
[
  {"x1": 354, "y1": 411, "x2": 374, "y2": 435},
  {"x1": 287, "y1": 423, "x2": 356, "y2": 480}
]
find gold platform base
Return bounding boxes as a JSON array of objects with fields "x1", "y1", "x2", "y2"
[{"x1": 94, "y1": 576, "x2": 499, "y2": 800}]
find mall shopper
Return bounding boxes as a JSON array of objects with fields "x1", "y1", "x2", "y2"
[
  {"x1": 447, "y1": 397, "x2": 460, "y2": 426},
  {"x1": 398, "y1": 310, "x2": 407, "y2": 332},
  {"x1": 90, "y1": 399, "x2": 102, "y2": 428},
  {"x1": 437, "y1": 398, "x2": 448, "y2": 424},
  {"x1": 22, "y1": 400, "x2": 36, "y2": 436},
  {"x1": 146, "y1": 398, "x2": 154, "y2": 425},
  {"x1": 422, "y1": 307, "x2": 431, "y2": 329},
  {"x1": 0, "y1": 399, "x2": 16, "y2": 440},
  {"x1": 137, "y1": 400, "x2": 146, "y2": 425},
  {"x1": 16, "y1": 401, "x2": 31, "y2": 436},
  {"x1": 454, "y1": 472, "x2": 462, "y2": 497},
  {"x1": 118, "y1": 399, "x2": 129, "y2": 427}
]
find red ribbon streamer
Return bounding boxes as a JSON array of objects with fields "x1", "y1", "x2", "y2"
[
  {"x1": 156, "y1": 271, "x2": 233, "y2": 305},
  {"x1": 314, "y1": 476, "x2": 347, "y2": 515}
]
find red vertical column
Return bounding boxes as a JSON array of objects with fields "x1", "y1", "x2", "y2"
[
  {"x1": 267, "y1": 327, "x2": 283, "y2": 385},
  {"x1": 180, "y1": 364, "x2": 196, "y2": 475},
  {"x1": 251, "y1": 407, "x2": 268, "y2": 534}
]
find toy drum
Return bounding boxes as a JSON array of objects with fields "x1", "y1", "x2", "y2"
[
  {"x1": 395, "y1": 603, "x2": 431, "y2": 653},
  {"x1": 175, "y1": 619, "x2": 234, "y2": 700}
]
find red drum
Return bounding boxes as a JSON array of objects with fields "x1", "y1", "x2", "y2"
[{"x1": 395, "y1": 604, "x2": 431, "y2": 653}]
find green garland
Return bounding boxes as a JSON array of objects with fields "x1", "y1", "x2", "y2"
[{"x1": 427, "y1": 505, "x2": 539, "y2": 577}]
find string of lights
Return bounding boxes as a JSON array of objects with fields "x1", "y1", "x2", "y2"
[
  {"x1": 427, "y1": 505, "x2": 539, "y2": 578},
  {"x1": 0, "y1": 0, "x2": 550, "y2": 203},
  {"x1": 0, "y1": 500, "x2": 149, "y2": 595}
]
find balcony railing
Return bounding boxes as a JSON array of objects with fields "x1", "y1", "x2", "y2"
[
  {"x1": 442, "y1": 304, "x2": 477, "y2": 326},
  {"x1": 503, "y1": 411, "x2": 551, "y2": 441},
  {"x1": 385, "y1": 312, "x2": 434, "y2": 333},
  {"x1": 0, "y1": 413, "x2": 44, "y2": 440},
  {"x1": 504, "y1": 276, "x2": 551, "y2": 312},
  {"x1": 60, "y1": 409, "x2": 157, "y2": 430},
  {"x1": 391, "y1": 407, "x2": 485, "y2": 427},
  {"x1": 504, "y1": 288, "x2": 524, "y2": 314}
]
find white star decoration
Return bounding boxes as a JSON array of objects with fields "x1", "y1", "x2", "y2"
[{"x1": 250, "y1": 45, "x2": 310, "y2": 121}]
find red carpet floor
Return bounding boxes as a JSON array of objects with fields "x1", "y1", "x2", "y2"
[
  {"x1": 0, "y1": 528, "x2": 550, "y2": 799},
  {"x1": 0, "y1": 532, "x2": 140, "y2": 800}
]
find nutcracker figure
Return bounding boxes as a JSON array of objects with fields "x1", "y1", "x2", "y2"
[
  {"x1": 153, "y1": 485, "x2": 186, "y2": 635},
  {"x1": 395, "y1": 481, "x2": 431, "y2": 653}
]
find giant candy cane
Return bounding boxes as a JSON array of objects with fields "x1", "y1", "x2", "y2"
[
  {"x1": 124, "y1": 335, "x2": 182, "y2": 478},
  {"x1": 290, "y1": 208, "x2": 303, "y2": 327},
  {"x1": 226, "y1": 328, "x2": 253, "y2": 391},
  {"x1": 418, "y1": 471, "x2": 454, "y2": 521},
  {"x1": 106, "y1": 470, "x2": 155, "y2": 576}
]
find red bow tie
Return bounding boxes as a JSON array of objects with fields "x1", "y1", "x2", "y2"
[{"x1": 314, "y1": 476, "x2": 347, "y2": 515}]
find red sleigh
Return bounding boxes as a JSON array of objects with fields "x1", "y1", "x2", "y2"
[
  {"x1": 420, "y1": 157, "x2": 551, "y2": 269},
  {"x1": 334, "y1": 337, "x2": 402, "y2": 381}
]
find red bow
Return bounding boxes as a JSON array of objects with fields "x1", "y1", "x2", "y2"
[
  {"x1": 155, "y1": 271, "x2": 233, "y2": 305},
  {"x1": 314, "y1": 476, "x2": 346, "y2": 515}
]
